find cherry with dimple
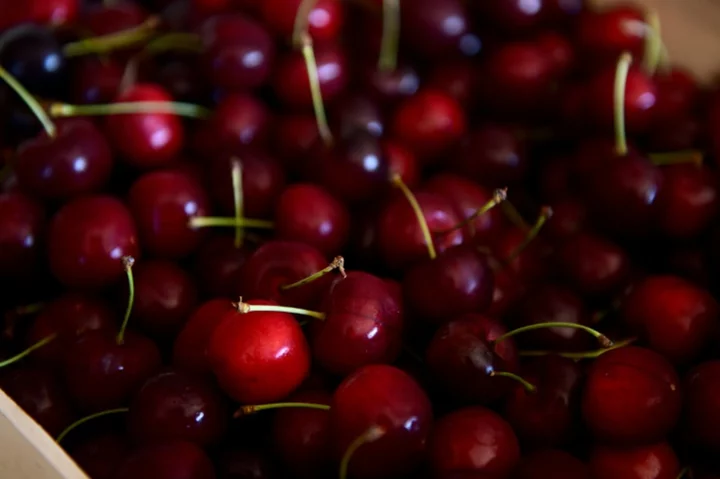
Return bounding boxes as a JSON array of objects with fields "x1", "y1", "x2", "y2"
[
  {"x1": 590, "y1": 442, "x2": 680, "y2": 479},
  {"x1": 114, "y1": 441, "x2": 216, "y2": 479}
]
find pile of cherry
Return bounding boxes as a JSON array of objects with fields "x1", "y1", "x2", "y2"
[{"x1": 3, "y1": 0, "x2": 720, "y2": 478}]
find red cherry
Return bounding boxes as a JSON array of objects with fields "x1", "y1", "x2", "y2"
[
  {"x1": 653, "y1": 68, "x2": 699, "y2": 125},
  {"x1": 173, "y1": 299, "x2": 234, "y2": 375},
  {"x1": 647, "y1": 115, "x2": 702, "y2": 151},
  {"x1": 128, "y1": 169, "x2": 210, "y2": 260},
  {"x1": 473, "y1": 0, "x2": 545, "y2": 33},
  {"x1": 0, "y1": 191, "x2": 44, "y2": 281},
  {"x1": 192, "y1": 235, "x2": 252, "y2": 299},
  {"x1": 330, "y1": 93, "x2": 384, "y2": 139},
  {"x1": 576, "y1": 5, "x2": 645, "y2": 68},
  {"x1": 400, "y1": 0, "x2": 474, "y2": 58},
  {"x1": 622, "y1": 275, "x2": 719, "y2": 364},
  {"x1": 149, "y1": 55, "x2": 209, "y2": 104},
  {"x1": 209, "y1": 299, "x2": 310, "y2": 403},
  {"x1": 69, "y1": 434, "x2": 130, "y2": 479},
  {"x1": 656, "y1": 164, "x2": 718, "y2": 239},
  {"x1": 114, "y1": 441, "x2": 215, "y2": 479},
  {"x1": 385, "y1": 140, "x2": 419, "y2": 189},
  {"x1": 271, "y1": 113, "x2": 319, "y2": 171},
  {"x1": 513, "y1": 449, "x2": 591, "y2": 479},
  {"x1": 71, "y1": 57, "x2": 123, "y2": 105},
  {"x1": 581, "y1": 346, "x2": 681, "y2": 445},
  {"x1": 589, "y1": 442, "x2": 680, "y2": 479},
  {"x1": 490, "y1": 224, "x2": 552, "y2": 285},
  {"x1": 0, "y1": 0, "x2": 78, "y2": 30},
  {"x1": 105, "y1": 83, "x2": 184, "y2": 169},
  {"x1": 216, "y1": 447, "x2": 276, "y2": 479},
  {"x1": 260, "y1": 0, "x2": 343, "y2": 44},
  {"x1": 683, "y1": 360, "x2": 720, "y2": 451},
  {"x1": 430, "y1": 406, "x2": 520, "y2": 478},
  {"x1": 48, "y1": 195, "x2": 139, "y2": 289},
  {"x1": 81, "y1": 2, "x2": 147, "y2": 36},
  {"x1": 364, "y1": 63, "x2": 420, "y2": 106},
  {"x1": 330, "y1": 364, "x2": 433, "y2": 479},
  {"x1": 545, "y1": 197, "x2": 587, "y2": 240}
]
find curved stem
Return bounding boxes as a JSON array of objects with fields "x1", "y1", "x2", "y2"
[
  {"x1": 143, "y1": 33, "x2": 202, "y2": 55},
  {"x1": 519, "y1": 337, "x2": 636, "y2": 359},
  {"x1": 116, "y1": 256, "x2": 135, "y2": 345},
  {"x1": 234, "y1": 402, "x2": 330, "y2": 418},
  {"x1": 62, "y1": 17, "x2": 160, "y2": 57},
  {"x1": 438, "y1": 188, "x2": 507, "y2": 236},
  {"x1": 0, "y1": 334, "x2": 57, "y2": 368},
  {"x1": 500, "y1": 200, "x2": 529, "y2": 231},
  {"x1": 391, "y1": 174, "x2": 436, "y2": 260},
  {"x1": 649, "y1": 150, "x2": 703, "y2": 167},
  {"x1": 280, "y1": 256, "x2": 346, "y2": 291},
  {"x1": 504, "y1": 206, "x2": 552, "y2": 264},
  {"x1": 378, "y1": 0, "x2": 400, "y2": 72},
  {"x1": 56, "y1": 408, "x2": 129, "y2": 444},
  {"x1": 299, "y1": 34, "x2": 333, "y2": 147},
  {"x1": 189, "y1": 217, "x2": 274, "y2": 229},
  {"x1": 490, "y1": 370, "x2": 536, "y2": 393},
  {"x1": 48, "y1": 101, "x2": 211, "y2": 119},
  {"x1": 0, "y1": 66, "x2": 56, "y2": 137},
  {"x1": 339, "y1": 426, "x2": 386, "y2": 479},
  {"x1": 614, "y1": 52, "x2": 633, "y2": 157},
  {"x1": 292, "y1": 0, "x2": 319, "y2": 48},
  {"x1": 642, "y1": 10, "x2": 662, "y2": 76},
  {"x1": 231, "y1": 159, "x2": 245, "y2": 248},
  {"x1": 494, "y1": 322, "x2": 612, "y2": 348},
  {"x1": 233, "y1": 299, "x2": 326, "y2": 321}
]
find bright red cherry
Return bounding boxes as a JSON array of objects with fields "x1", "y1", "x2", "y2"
[
  {"x1": 114, "y1": 441, "x2": 215, "y2": 479},
  {"x1": 683, "y1": 360, "x2": 720, "y2": 451},
  {"x1": 589, "y1": 442, "x2": 680, "y2": 479},
  {"x1": 173, "y1": 299, "x2": 234, "y2": 375},
  {"x1": 513, "y1": 449, "x2": 591, "y2": 479},
  {"x1": 0, "y1": 192, "x2": 44, "y2": 281},
  {"x1": 260, "y1": 0, "x2": 343, "y2": 44}
]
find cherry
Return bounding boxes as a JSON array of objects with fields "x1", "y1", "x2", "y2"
[
  {"x1": 0, "y1": 0, "x2": 78, "y2": 31},
  {"x1": 114, "y1": 441, "x2": 216, "y2": 479},
  {"x1": 69, "y1": 434, "x2": 131, "y2": 479},
  {"x1": 330, "y1": 93, "x2": 384, "y2": 139},
  {"x1": 403, "y1": 244, "x2": 494, "y2": 325},
  {"x1": 274, "y1": 183, "x2": 350, "y2": 257},
  {"x1": 429, "y1": 406, "x2": 520, "y2": 478},
  {"x1": 425, "y1": 61, "x2": 478, "y2": 110},
  {"x1": 260, "y1": 0, "x2": 343, "y2": 44},
  {"x1": 589, "y1": 442, "x2": 680, "y2": 479},
  {"x1": 0, "y1": 191, "x2": 44, "y2": 281},
  {"x1": 656, "y1": 163, "x2": 718, "y2": 239},
  {"x1": 425, "y1": 313, "x2": 520, "y2": 405},
  {"x1": 128, "y1": 169, "x2": 210, "y2": 260},
  {"x1": 490, "y1": 220, "x2": 553, "y2": 285},
  {"x1": 385, "y1": 140, "x2": 419, "y2": 189},
  {"x1": 576, "y1": 5, "x2": 646, "y2": 68},
  {"x1": 653, "y1": 68, "x2": 699, "y2": 125},
  {"x1": 16, "y1": 118, "x2": 113, "y2": 200},
  {"x1": 545, "y1": 197, "x2": 587, "y2": 240},
  {"x1": 683, "y1": 360, "x2": 720, "y2": 451},
  {"x1": 192, "y1": 235, "x2": 252, "y2": 299},
  {"x1": 63, "y1": 330, "x2": 162, "y2": 412},
  {"x1": 622, "y1": 275, "x2": 719, "y2": 364},
  {"x1": 474, "y1": 0, "x2": 546, "y2": 33},
  {"x1": 128, "y1": 369, "x2": 228, "y2": 446},
  {"x1": 26, "y1": 293, "x2": 116, "y2": 365},
  {"x1": 364, "y1": 62, "x2": 420, "y2": 106},
  {"x1": 173, "y1": 299, "x2": 234, "y2": 375},
  {"x1": 271, "y1": 113, "x2": 319, "y2": 171},
  {"x1": 71, "y1": 57, "x2": 124, "y2": 105},
  {"x1": 513, "y1": 449, "x2": 591, "y2": 479},
  {"x1": 400, "y1": 0, "x2": 473, "y2": 58},
  {"x1": 581, "y1": 346, "x2": 681, "y2": 445},
  {"x1": 216, "y1": 447, "x2": 276, "y2": 479},
  {"x1": 536, "y1": 31, "x2": 575, "y2": 78},
  {"x1": 647, "y1": 115, "x2": 702, "y2": 151},
  {"x1": 391, "y1": 89, "x2": 467, "y2": 163},
  {"x1": 0, "y1": 366, "x2": 74, "y2": 436},
  {"x1": 48, "y1": 195, "x2": 139, "y2": 289},
  {"x1": 330, "y1": 364, "x2": 432, "y2": 479},
  {"x1": 209, "y1": 299, "x2": 310, "y2": 403},
  {"x1": 80, "y1": 2, "x2": 148, "y2": 37}
]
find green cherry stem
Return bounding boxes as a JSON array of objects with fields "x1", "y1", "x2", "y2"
[
  {"x1": 49, "y1": 101, "x2": 211, "y2": 119},
  {"x1": 143, "y1": 32, "x2": 203, "y2": 55},
  {"x1": 504, "y1": 206, "x2": 552, "y2": 264},
  {"x1": 116, "y1": 256, "x2": 135, "y2": 345},
  {"x1": 231, "y1": 159, "x2": 245, "y2": 248},
  {"x1": 614, "y1": 52, "x2": 633, "y2": 156},
  {"x1": 56, "y1": 408, "x2": 129, "y2": 444},
  {"x1": 233, "y1": 298, "x2": 326, "y2": 321},
  {"x1": 299, "y1": 33, "x2": 334, "y2": 147},
  {"x1": 234, "y1": 402, "x2": 330, "y2": 418},
  {"x1": 392, "y1": 173, "x2": 437, "y2": 260},
  {"x1": 378, "y1": 0, "x2": 400, "y2": 72},
  {"x1": 642, "y1": 9, "x2": 662, "y2": 76},
  {"x1": 292, "y1": 0, "x2": 320, "y2": 48},
  {"x1": 519, "y1": 337, "x2": 636, "y2": 359},
  {"x1": 0, "y1": 66, "x2": 56, "y2": 137},
  {"x1": 490, "y1": 370, "x2": 536, "y2": 393},
  {"x1": 0, "y1": 334, "x2": 57, "y2": 368},
  {"x1": 649, "y1": 150, "x2": 704, "y2": 167},
  {"x1": 280, "y1": 256, "x2": 346, "y2": 291},
  {"x1": 675, "y1": 467, "x2": 691, "y2": 479},
  {"x1": 188, "y1": 217, "x2": 274, "y2": 229},
  {"x1": 500, "y1": 199, "x2": 530, "y2": 231},
  {"x1": 62, "y1": 17, "x2": 160, "y2": 57},
  {"x1": 339, "y1": 425, "x2": 386, "y2": 479},
  {"x1": 494, "y1": 322, "x2": 613, "y2": 348},
  {"x1": 438, "y1": 188, "x2": 507, "y2": 236}
]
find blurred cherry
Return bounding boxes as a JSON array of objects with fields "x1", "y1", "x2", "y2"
[
  {"x1": 513, "y1": 449, "x2": 591, "y2": 479},
  {"x1": 656, "y1": 163, "x2": 718, "y2": 239},
  {"x1": 589, "y1": 442, "x2": 680, "y2": 479},
  {"x1": 683, "y1": 360, "x2": 720, "y2": 451},
  {"x1": 173, "y1": 299, "x2": 234, "y2": 375},
  {"x1": 260, "y1": 0, "x2": 343, "y2": 44},
  {"x1": 576, "y1": 5, "x2": 645, "y2": 68},
  {"x1": 114, "y1": 441, "x2": 216, "y2": 479},
  {"x1": 0, "y1": 192, "x2": 44, "y2": 281}
]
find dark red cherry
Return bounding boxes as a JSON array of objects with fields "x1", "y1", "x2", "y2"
[
  {"x1": 149, "y1": 54, "x2": 208, "y2": 104},
  {"x1": 385, "y1": 140, "x2": 419, "y2": 189},
  {"x1": 330, "y1": 364, "x2": 433, "y2": 479},
  {"x1": 216, "y1": 447, "x2": 276, "y2": 479},
  {"x1": 173, "y1": 299, "x2": 234, "y2": 375},
  {"x1": 27, "y1": 293, "x2": 116, "y2": 365},
  {"x1": 209, "y1": 299, "x2": 310, "y2": 403},
  {"x1": 240, "y1": 241, "x2": 331, "y2": 309},
  {"x1": 392, "y1": 89, "x2": 466, "y2": 163},
  {"x1": 425, "y1": 61, "x2": 478, "y2": 110},
  {"x1": 545, "y1": 197, "x2": 587, "y2": 240},
  {"x1": 474, "y1": 0, "x2": 545, "y2": 32},
  {"x1": 69, "y1": 434, "x2": 131, "y2": 479},
  {"x1": 128, "y1": 169, "x2": 210, "y2": 259},
  {"x1": 71, "y1": 57, "x2": 123, "y2": 105},
  {"x1": 513, "y1": 449, "x2": 591, "y2": 479},
  {"x1": 0, "y1": 0, "x2": 78, "y2": 31},
  {"x1": 504, "y1": 355, "x2": 582, "y2": 448},
  {"x1": 48, "y1": 195, "x2": 139, "y2": 289},
  {"x1": 541, "y1": 0, "x2": 585, "y2": 25},
  {"x1": 403, "y1": 244, "x2": 494, "y2": 325},
  {"x1": 0, "y1": 366, "x2": 74, "y2": 436},
  {"x1": 364, "y1": 63, "x2": 420, "y2": 106},
  {"x1": 260, "y1": 0, "x2": 343, "y2": 44},
  {"x1": 114, "y1": 441, "x2": 216, "y2": 479},
  {"x1": 646, "y1": 114, "x2": 702, "y2": 151},
  {"x1": 63, "y1": 330, "x2": 162, "y2": 412},
  {"x1": 105, "y1": 83, "x2": 184, "y2": 169},
  {"x1": 330, "y1": 93, "x2": 384, "y2": 139},
  {"x1": 490, "y1": 224, "x2": 551, "y2": 285},
  {"x1": 271, "y1": 114, "x2": 319, "y2": 171},
  {"x1": 81, "y1": 2, "x2": 147, "y2": 36},
  {"x1": 192, "y1": 235, "x2": 252, "y2": 299},
  {"x1": 16, "y1": 118, "x2": 113, "y2": 200},
  {"x1": 274, "y1": 183, "x2": 350, "y2": 257},
  {"x1": 656, "y1": 164, "x2": 718, "y2": 239},
  {"x1": 582, "y1": 346, "x2": 681, "y2": 445},
  {"x1": 426, "y1": 313, "x2": 519, "y2": 405},
  {"x1": 310, "y1": 271, "x2": 403, "y2": 376},
  {"x1": 0, "y1": 192, "x2": 44, "y2": 281},
  {"x1": 576, "y1": 5, "x2": 645, "y2": 67},
  {"x1": 128, "y1": 369, "x2": 228, "y2": 446},
  {"x1": 589, "y1": 442, "x2": 680, "y2": 479},
  {"x1": 653, "y1": 68, "x2": 699, "y2": 125},
  {"x1": 622, "y1": 275, "x2": 719, "y2": 364},
  {"x1": 683, "y1": 360, "x2": 720, "y2": 451},
  {"x1": 199, "y1": 13, "x2": 275, "y2": 91},
  {"x1": 400, "y1": 0, "x2": 473, "y2": 58},
  {"x1": 430, "y1": 407, "x2": 519, "y2": 478}
]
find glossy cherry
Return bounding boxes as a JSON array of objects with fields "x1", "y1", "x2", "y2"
[
  {"x1": 513, "y1": 449, "x2": 591, "y2": 479},
  {"x1": 364, "y1": 63, "x2": 420, "y2": 106},
  {"x1": 192, "y1": 235, "x2": 252, "y2": 299},
  {"x1": 260, "y1": 0, "x2": 343, "y2": 44},
  {"x1": 683, "y1": 360, "x2": 720, "y2": 451},
  {"x1": 114, "y1": 441, "x2": 216, "y2": 479},
  {"x1": 589, "y1": 442, "x2": 680, "y2": 479},
  {"x1": 71, "y1": 57, "x2": 123, "y2": 105},
  {"x1": 656, "y1": 164, "x2": 718, "y2": 239},
  {"x1": 400, "y1": 0, "x2": 474, "y2": 58},
  {"x1": 48, "y1": 195, "x2": 139, "y2": 289},
  {"x1": 173, "y1": 299, "x2": 235, "y2": 375},
  {"x1": 69, "y1": 434, "x2": 131, "y2": 479},
  {"x1": 0, "y1": 192, "x2": 44, "y2": 281},
  {"x1": 575, "y1": 5, "x2": 646, "y2": 68}
]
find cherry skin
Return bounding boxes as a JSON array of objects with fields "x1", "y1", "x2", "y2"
[
  {"x1": 364, "y1": 62, "x2": 420, "y2": 106},
  {"x1": 0, "y1": 192, "x2": 44, "y2": 281},
  {"x1": 271, "y1": 113, "x2": 319, "y2": 172},
  {"x1": 403, "y1": 244, "x2": 494, "y2": 325},
  {"x1": 400, "y1": 0, "x2": 473, "y2": 58},
  {"x1": 26, "y1": 292, "x2": 117, "y2": 365},
  {"x1": 425, "y1": 313, "x2": 519, "y2": 405},
  {"x1": 473, "y1": 0, "x2": 545, "y2": 33},
  {"x1": 513, "y1": 449, "x2": 591, "y2": 479},
  {"x1": 330, "y1": 93, "x2": 384, "y2": 139},
  {"x1": 653, "y1": 68, "x2": 700, "y2": 125},
  {"x1": 545, "y1": 197, "x2": 587, "y2": 240},
  {"x1": 683, "y1": 360, "x2": 720, "y2": 451},
  {"x1": 128, "y1": 169, "x2": 210, "y2": 260},
  {"x1": 330, "y1": 364, "x2": 433, "y2": 479},
  {"x1": 310, "y1": 271, "x2": 403, "y2": 376},
  {"x1": 656, "y1": 164, "x2": 718, "y2": 239},
  {"x1": 622, "y1": 275, "x2": 719, "y2": 364},
  {"x1": 128, "y1": 369, "x2": 228, "y2": 447},
  {"x1": 80, "y1": 2, "x2": 147, "y2": 36},
  {"x1": 536, "y1": 31, "x2": 575, "y2": 78},
  {"x1": 0, "y1": 0, "x2": 78, "y2": 31},
  {"x1": 274, "y1": 183, "x2": 350, "y2": 257},
  {"x1": 647, "y1": 114, "x2": 702, "y2": 151},
  {"x1": 69, "y1": 434, "x2": 131, "y2": 479},
  {"x1": 216, "y1": 447, "x2": 276, "y2": 479},
  {"x1": 589, "y1": 442, "x2": 680, "y2": 479},
  {"x1": 429, "y1": 406, "x2": 520, "y2": 478},
  {"x1": 114, "y1": 441, "x2": 216, "y2": 479},
  {"x1": 63, "y1": 330, "x2": 162, "y2": 412},
  {"x1": 71, "y1": 57, "x2": 123, "y2": 105},
  {"x1": 192, "y1": 235, "x2": 252, "y2": 299},
  {"x1": 581, "y1": 346, "x2": 681, "y2": 445},
  {"x1": 208, "y1": 299, "x2": 310, "y2": 403},
  {"x1": 48, "y1": 195, "x2": 139, "y2": 289},
  {"x1": 575, "y1": 5, "x2": 646, "y2": 68},
  {"x1": 385, "y1": 141, "x2": 420, "y2": 189},
  {"x1": 260, "y1": 0, "x2": 343, "y2": 44},
  {"x1": 173, "y1": 299, "x2": 235, "y2": 375},
  {"x1": 16, "y1": 118, "x2": 113, "y2": 201}
]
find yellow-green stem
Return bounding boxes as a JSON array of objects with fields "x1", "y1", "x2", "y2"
[
  {"x1": 233, "y1": 299, "x2": 326, "y2": 321},
  {"x1": 494, "y1": 321, "x2": 612, "y2": 348},
  {"x1": 189, "y1": 217, "x2": 274, "y2": 229},
  {"x1": 519, "y1": 337, "x2": 636, "y2": 360},
  {"x1": 292, "y1": 0, "x2": 320, "y2": 48},
  {"x1": 234, "y1": 402, "x2": 330, "y2": 418},
  {"x1": 339, "y1": 426, "x2": 386, "y2": 479},
  {"x1": 504, "y1": 206, "x2": 552, "y2": 264},
  {"x1": 0, "y1": 334, "x2": 57, "y2": 368},
  {"x1": 299, "y1": 33, "x2": 333, "y2": 147},
  {"x1": 116, "y1": 256, "x2": 135, "y2": 345},
  {"x1": 49, "y1": 101, "x2": 211, "y2": 119},
  {"x1": 392, "y1": 174, "x2": 436, "y2": 260},
  {"x1": 438, "y1": 188, "x2": 507, "y2": 236},
  {"x1": 649, "y1": 150, "x2": 703, "y2": 167},
  {"x1": 614, "y1": 52, "x2": 633, "y2": 156},
  {"x1": 0, "y1": 66, "x2": 56, "y2": 137},
  {"x1": 280, "y1": 256, "x2": 346, "y2": 291},
  {"x1": 501, "y1": 200, "x2": 529, "y2": 230},
  {"x1": 56, "y1": 408, "x2": 129, "y2": 443},
  {"x1": 642, "y1": 10, "x2": 662, "y2": 76},
  {"x1": 378, "y1": 0, "x2": 400, "y2": 72},
  {"x1": 490, "y1": 370, "x2": 536, "y2": 393},
  {"x1": 62, "y1": 17, "x2": 160, "y2": 57},
  {"x1": 231, "y1": 159, "x2": 245, "y2": 248}
]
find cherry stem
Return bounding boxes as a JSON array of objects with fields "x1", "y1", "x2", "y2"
[
  {"x1": 675, "y1": 467, "x2": 691, "y2": 479},
  {"x1": 0, "y1": 334, "x2": 57, "y2": 368},
  {"x1": 142, "y1": 33, "x2": 202, "y2": 56},
  {"x1": 234, "y1": 402, "x2": 330, "y2": 418},
  {"x1": 0, "y1": 66, "x2": 56, "y2": 138},
  {"x1": 189, "y1": 217, "x2": 274, "y2": 229},
  {"x1": 378, "y1": 0, "x2": 400, "y2": 72},
  {"x1": 12, "y1": 303, "x2": 45, "y2": 316},
  {"x1": 233, "y1": 298, "x2": 326, "y2": 321},
  {"x1": 280, "y1": 256, "x2": 346, "y2": 291},
  {"x1": 490, "y1": 370, "x2": 536, "y2": 393},
  {"x1": 519, "y1": 337, "x2": 636, "y2": 360},
  {"x1": 231, "y1": 159, "x2": 245, "y2": 248},
  {"x1": 56, "y1": 408, "x2": 129, "y2": 444},
  {"x1": 439, "y1": 188, "x2": 507, "y2": 235},
  {"x1": 299, "y1": 33, "x2": 334, "y2": 147},
  {"x1": 494, "y1": 322, "x2": 613, "y2": 348},
  {"x1": 642, "y1": 10, "x2": 662, "y2": 76},
  {"x1": 614, "y1": 52, "x2": 633, "y2": 157},
  {"x1": 292, "y1": 0, "x2": 319, "y2": 48},
  {"x1": 649, "y1": 150, "x2": 703, "y2": 167},
  {"x1": 339, "y1": 425, "x2": 386, "y2": 479},
  {"x1": 116, "y1": 256, "x2": 135, "y2": 345},
  {"x1": 500, "y1": 200, "x2": 530, "y2": 231},
  {"x1": 62, "y1": 17, "x2": 160, "y2": 57},
  {"x1": 504, "y1": 206, "x2": 552, "y2": 264},
  {"x1": 49, "y1": 101, "x2": 211, "y2": 119},
  {"x1": 391, "y1": 173, "x2": 437, "y2": 260}
]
